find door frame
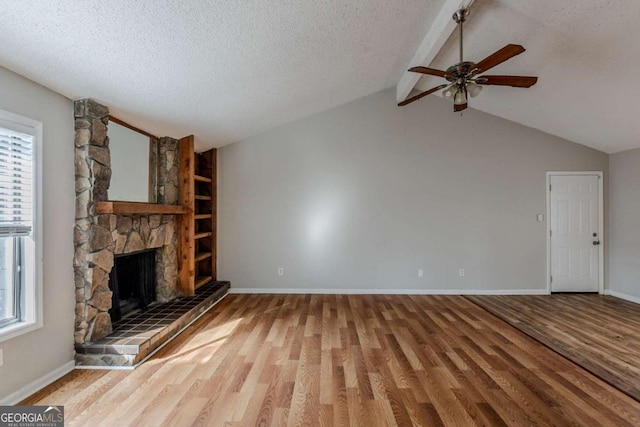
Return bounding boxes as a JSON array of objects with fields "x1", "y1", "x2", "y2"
[{"x1": 546, "y1": 171, "x2": 604, "y2": 295}]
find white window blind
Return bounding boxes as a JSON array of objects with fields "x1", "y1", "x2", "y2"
[{"x1": 0, "y1": 125, "x2": 33, "y2": 237}]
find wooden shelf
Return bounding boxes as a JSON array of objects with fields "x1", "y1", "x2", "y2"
[
  {"x1": 195, "y1": 252, "x2": 212, "y2": 262},
  {"x1": 193, "y1": 148, "x2": 217, "y2": 291},
  {"x1": 173, "y1": 139, "x2": 217, "y2": 295},
  {"x1": 195, "y1": 276, "x2": 212, "y2": 289},
  {"x1": 95, "y1": 201, "x2": 188, "y2": 215}
]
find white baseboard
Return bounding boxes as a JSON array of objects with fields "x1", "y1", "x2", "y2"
[
  {"x1": 229, "y1": 288, "x2": 548, "y2": 296},
  {"x1": 604, "y1": 289, "x2": 640, "y2": 305},
  {"x1": 0, "y1": 360, "x2": 75, "y2": 405}
]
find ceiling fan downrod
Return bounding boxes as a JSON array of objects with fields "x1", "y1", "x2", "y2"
[
  {"x1": 451, "y1": 9, "x2": 472, "y2": 108},
  {"x1": 453, "y1": 9, "x2": 469, "y2": 66}
]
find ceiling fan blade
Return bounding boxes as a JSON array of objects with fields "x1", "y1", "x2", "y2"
[
  {"x1": 454, "y1": 103, "x2": 468, "y2": 112},
  {"x1": 473, "y1": 44, "x2": 526, "y2": 74},
  {"x1": 477, "y1": 75, "x2": 538, "y2": 87},
  {"x1": 408, "y1": 66, "x2": 449, "y2": 78},
  {"x1": 398, "y1": 84, "x2": 448, "y2": 107}
]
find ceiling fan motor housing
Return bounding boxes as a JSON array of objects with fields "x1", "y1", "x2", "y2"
[{"x1": 446, "y1": 61, "x2": 476, "y2": 82}]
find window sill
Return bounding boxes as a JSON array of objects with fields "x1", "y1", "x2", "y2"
[{"x1": 0, "y1": 320, "x2": 42, "y2": 343}]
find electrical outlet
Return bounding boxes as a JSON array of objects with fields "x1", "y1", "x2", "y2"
[
  {"x1": 418, "y1": 269, "x2": 424, "y2": 277},
  {"x1": 459, "y1": 269, "x2": 465, "y2": 277},
  {"x1": 0, "y1": 348, "x2": 3, "y2": 367},
  {"x1": 277, "y1": 267, "x2": 284, "y2": 276}
]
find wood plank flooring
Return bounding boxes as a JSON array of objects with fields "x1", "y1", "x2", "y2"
[
  {"x1": 22, "y1": 294, "x2": 640, "y2": 426},
  {"x1": 468, "y1": 293, "x2": 640, "y2": 403}
]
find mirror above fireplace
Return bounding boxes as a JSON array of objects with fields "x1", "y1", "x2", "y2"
[{"x1": 107, "y1": 116, "x2": 158, "y2": 203}]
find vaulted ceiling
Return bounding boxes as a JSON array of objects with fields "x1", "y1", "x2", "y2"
[
  {"x1": 1, "y1": 1, "x2": 638, "y2": 153},
  {"x1": 412, "y1": 0, "x2": 640, "y2": 154}
]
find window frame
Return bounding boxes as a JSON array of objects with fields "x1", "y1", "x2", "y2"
[
  {"x1": 0, "y1": 109, "x2": 43, "y2": 343},
  {"x1": 0, "y1": 237, "x2": 24, "y2": 328}
]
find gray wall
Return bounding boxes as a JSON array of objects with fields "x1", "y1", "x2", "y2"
[
  {"x1": 218, "y1": 88, "x2": 608, "y2": 292},
  {"x1": 0, "y1": 67, "x2": 74, "y2": 401},
  {"x1": 609, "y1": 148, "x2": 640, "y2": 299}
]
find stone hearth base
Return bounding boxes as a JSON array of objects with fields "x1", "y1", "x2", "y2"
[{"x1": 75, "y1": 281, "x2": 229, "y2": 367}]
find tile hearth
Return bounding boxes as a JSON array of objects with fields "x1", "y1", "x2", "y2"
[{"x1": 75, "y1": 281, "x2": 229, "y2": 367}]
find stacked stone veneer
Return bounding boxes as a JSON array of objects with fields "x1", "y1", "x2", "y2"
[
  {"x1": 73, "y1": 98, "x2": 181, "y2": 344},
  {"x1": 157, "y1": 137, "x2": 180, "y2": 204}
]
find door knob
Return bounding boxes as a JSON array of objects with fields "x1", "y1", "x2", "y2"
[{"x1": 593, "y1": 240, "x2": 601, "y2": 245}]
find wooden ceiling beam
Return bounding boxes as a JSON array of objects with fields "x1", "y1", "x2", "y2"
[{"x1": 396, "y1": 0, "x2": 475, "y2": 103}]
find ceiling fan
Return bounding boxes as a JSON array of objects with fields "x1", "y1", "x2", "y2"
[{"x1": 398, "y1": 8, "x2": 538, "y2": 111}]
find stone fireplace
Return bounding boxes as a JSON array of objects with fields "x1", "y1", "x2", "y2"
[{"x1": 73, "y1": 98, "x2": 181, "y2": 344}]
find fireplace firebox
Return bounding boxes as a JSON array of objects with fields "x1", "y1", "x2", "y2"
[{"x1": 109, "y1": 249, "x2": 157, "y2": 322}]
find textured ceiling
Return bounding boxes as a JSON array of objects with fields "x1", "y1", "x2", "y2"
[
  {"x1": 1, "y1": 0, "x2": 442, "y2": 151},
  {"x1": 3, "y1": 1, "x2": 639, "y2": 153},
  {"x1": 415, "y1": 0, "x2": 640, "y2": 154}
]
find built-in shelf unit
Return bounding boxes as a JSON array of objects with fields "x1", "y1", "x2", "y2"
[
  {"x1": 193, "y1": 149, "x2": 216, "y2": 290},
  {"x1": 177, "y1": 136, "x2": 217, "y2": 295}
]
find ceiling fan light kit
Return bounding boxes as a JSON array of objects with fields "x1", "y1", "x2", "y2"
[
  {"x1": 398, "y1": 7, "x2": 538, "y2": 111},
  {"x1": 443, "y1": 85, "x2": 456, "y2": 99},
  {"x1": 454, "y1": 88, "x2": 467, "y2": 106},
  {"x1": 466, "y1": 81, "x2": 482, "y2": 97}
]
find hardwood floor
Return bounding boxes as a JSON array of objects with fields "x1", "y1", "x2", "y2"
[
  {"x1": 23, "y1": 294, "x2": 640, "y2": 426},
  {"x1": 468, "y1": 293, "x2": 640, "y2": 403}
]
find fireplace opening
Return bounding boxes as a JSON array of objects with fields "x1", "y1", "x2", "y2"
[{"x1": 109, "y1": 249, "x2": 157, "y2": 322}]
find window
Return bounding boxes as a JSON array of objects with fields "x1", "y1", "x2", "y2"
[
  {"x1": 0, "y1": 237, "x2": 23, "y2": 326},
  {"x1": 0, "y1": 110, "x2": 42, "y2": 341}
]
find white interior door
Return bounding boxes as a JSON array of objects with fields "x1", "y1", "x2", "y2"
[{"x1": 549, "y1": 174, "x2": 600, "y2": 292}]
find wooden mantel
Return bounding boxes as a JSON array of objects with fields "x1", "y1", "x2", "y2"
[{"x1": 95, "y1": 201, "x2": 188, "y2": 215}]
